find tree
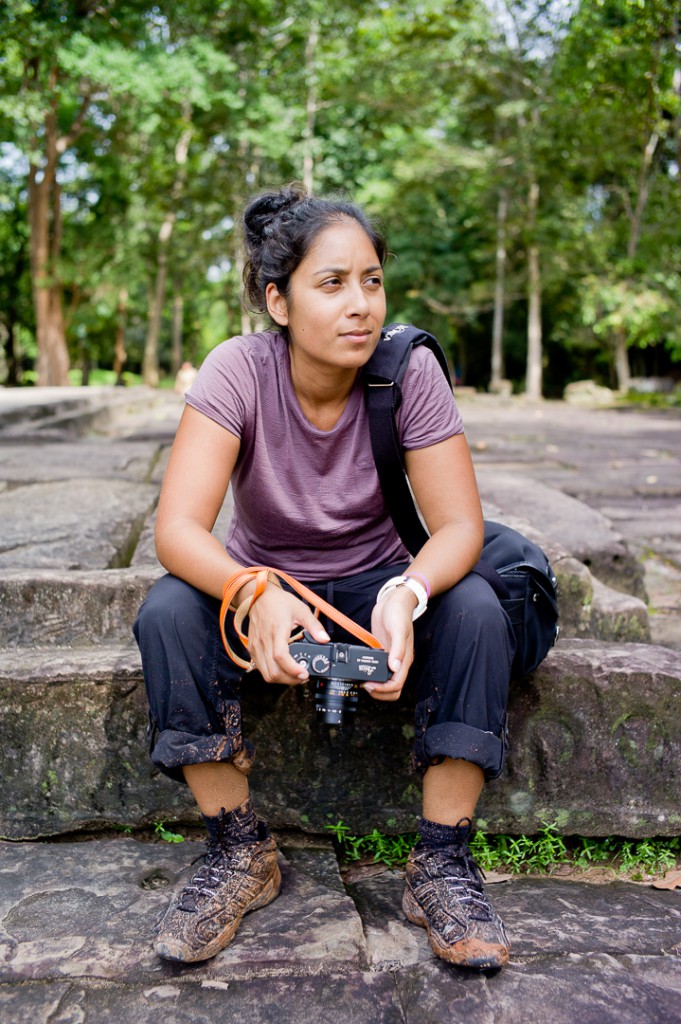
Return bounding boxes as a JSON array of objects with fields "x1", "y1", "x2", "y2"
[
  {"x1": 553, "y1": 0, "x2": 681, "y2": 390},
  {"x1": 0, "y1": 1, "x2": 155, "y2": 383}
]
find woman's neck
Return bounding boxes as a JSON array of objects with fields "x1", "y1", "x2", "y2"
[{"x1": 288, "y1": 350, "x2": 358, "y2": 432}]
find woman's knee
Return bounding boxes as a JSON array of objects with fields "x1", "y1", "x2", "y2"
[
  {"x1": 427, "y1": 573, "x2": 510, "y2": 640},
  {"x1": 134, "y1": 574, "x2": 212, "y2": 643}
]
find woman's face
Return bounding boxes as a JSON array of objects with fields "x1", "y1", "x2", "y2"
[{"x1": 266, "y1": 218, "x2": 386, "y2": 376}]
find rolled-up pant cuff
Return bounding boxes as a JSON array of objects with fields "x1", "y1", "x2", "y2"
[
  {"x1": 422, "y1": 722, "x2": 505, "y2": 781},
  {"x1": 150, "y1": 728, "x2": 255, "y2": 784}
]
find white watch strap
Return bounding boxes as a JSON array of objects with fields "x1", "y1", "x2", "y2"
[{"x1": 376, "y1": 575, "x2": 428, "y2": 620}]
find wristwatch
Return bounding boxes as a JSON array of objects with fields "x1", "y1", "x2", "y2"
[{"x1": 376, "y1": 575, "x2": 428, "y2": 620}]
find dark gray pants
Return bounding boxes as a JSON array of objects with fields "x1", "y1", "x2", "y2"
[{"x1": 133, "y1": 564, "x2": 515, "y2": 785}]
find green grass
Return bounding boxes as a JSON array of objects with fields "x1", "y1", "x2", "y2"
[
  {"x1": 326, "y1": 820, "x2": 680, "y2": 879},
  {"x1": 64, "y1": 368, "x2": 177, "y2": 388},
  {"x1": 618, "y1": 389, "x2": 681, "y2": 410}
]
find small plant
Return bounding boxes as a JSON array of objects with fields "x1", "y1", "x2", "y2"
[
  {"x1": 326, "y1": 820, "x2": 680, "y2": 878},
  {"x1": 325, "y1": 820, "x2": 418, "y2": 868},
  {"x1": 154, "y1": 821, "x2": 185, "y2": 843},
  {"x1": 470, "y1": 822, "x2": 569, "y2": 874}
]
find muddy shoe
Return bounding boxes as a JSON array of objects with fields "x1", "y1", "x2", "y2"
[
  {"x1": 154, "y1": 825, "x2": 281, "y2": 963},
  {"x1": 402, "y1": 842, "x2": 510, "y2": 970}
]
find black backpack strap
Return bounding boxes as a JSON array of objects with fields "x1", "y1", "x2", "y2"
[
  {"x1": 469, "y1": 559, "x2": 511, "y2": 600},
  {"x1": 363, "y1": 324, "x2": 452, "y2": 556}
]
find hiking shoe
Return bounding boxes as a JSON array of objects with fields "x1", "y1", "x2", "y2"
[
  {"x1": 154, "y1": 827, "x2": 281, "y2": 962},
  {"x1": 402, "y1": 842, "x2": 510, "y2": 970}
]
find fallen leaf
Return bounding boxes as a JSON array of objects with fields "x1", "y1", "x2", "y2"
[
  {"x1": 484, "y1": 871, "x2": 514, "y2": 884},
  {"x1": 651, "y1": 869, "x2": 681, "y2": 890}
]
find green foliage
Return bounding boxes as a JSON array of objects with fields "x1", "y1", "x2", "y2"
[
  {"x1": 1, "y1": 0, "x2": 679, "y2": 388},
  {"x1": 325, "y1": 820, "x2": 418, "y2": 868},
  {"x1": 154, "y1": 821, "x2": 185, "y2": 843},
  {"x1": 326, "y1": 819, "x2": 681, "y2": 878},
  {"x1": 570, "y1": 835, "x2": 680, "y2": 879},
  {"x1": 581, "y1": 275, "x2": 681, "y2": 356}
]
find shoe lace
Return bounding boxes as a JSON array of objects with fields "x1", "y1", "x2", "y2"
[
  {"x1": 176, "y1": 842, "x2": 234, "y2": 914},
  {"x1": 433, "y1": 844, "x2": 493, "y2": 922}
]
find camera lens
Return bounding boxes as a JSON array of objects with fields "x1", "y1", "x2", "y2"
[{"x1": 313, "y1": 676, "x2": 360, "y2": 726}]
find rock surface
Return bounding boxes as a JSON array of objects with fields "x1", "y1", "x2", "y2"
[
  {"x1": 1, "y1": 388, "x2": 680, "y2": 1022},
  {"x1": 2, "y1": 639, "x2": 680, "y2": 840},
  {"x1": 1, "y1": 388, "x2": 680, "y2": 842},
  {"x1": 0, "y1": 837, "x2": 679, "y2": 1024}
]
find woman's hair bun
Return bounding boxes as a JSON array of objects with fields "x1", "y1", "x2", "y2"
[
  {"x1": 241, "y1": 181, "x2": 386, "y2": 319},
  {"x1": 243, "y1": 183, "x2": 307, "y2": 247}
]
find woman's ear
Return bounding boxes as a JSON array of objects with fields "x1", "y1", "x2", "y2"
[{"x1": 266, "y1": 282, "x2": 288, "y2": 326}]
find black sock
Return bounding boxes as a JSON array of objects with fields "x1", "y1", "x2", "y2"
[
  {"x1": 203, "y1": 797, "x2": 267, "y2": 847},
  {"x1": 416, "y1": 815, "x2": 472, "y2": 850}
]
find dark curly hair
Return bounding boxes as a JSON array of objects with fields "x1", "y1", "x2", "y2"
[{"x1": 242, "y1": 183, "x2": 387, "y2": 320}]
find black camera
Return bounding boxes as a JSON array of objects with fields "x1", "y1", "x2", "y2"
[{"x1": 290, "y1": 635, "x2": 390, "y2": 727}]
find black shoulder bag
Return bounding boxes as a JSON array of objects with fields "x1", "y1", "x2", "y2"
[{"x1": 363, "y1": 322, "x2": 559, "y2": 678}]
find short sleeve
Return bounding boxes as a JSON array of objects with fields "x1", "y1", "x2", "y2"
[
  {"x1": 397, "y1": 345, "x2": 463, "y2": 449},
  {"x1": 185, "y1": 337, "x2": 254, "y2": 438}
]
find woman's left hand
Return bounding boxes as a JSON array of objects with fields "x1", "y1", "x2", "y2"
[{"x1": 366, "y1": 587, "x2": 417, "y2": 701}]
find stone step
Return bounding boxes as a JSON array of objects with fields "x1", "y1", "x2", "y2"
[
  {"x1": 0, "y1": 567, "x2": 162, "y2": 647},
  {"x1": 0, "y1": 526, "x2": 650, "y2": 648},
  {"x1": 0, "y1": 386, "x2": 174, "y2": 441},
  {"x1": 479, "y1": 472, "x2": 647, "y2": 599},
  {"x1": 2, "y1": 638, "x2": 679, "y2": 841}
]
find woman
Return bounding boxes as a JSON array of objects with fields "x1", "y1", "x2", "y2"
[{"x1": 134, "y1": 183, "x2": 515, "y2": 971}]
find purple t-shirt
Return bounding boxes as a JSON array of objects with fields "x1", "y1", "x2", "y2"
[{"x1": 186, "y1": 331, "x2": 462, "y2": 580}]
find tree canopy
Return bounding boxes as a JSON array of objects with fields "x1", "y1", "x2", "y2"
[{"x1": 1, "y1": 0, "x2": 679, "y2": 394}]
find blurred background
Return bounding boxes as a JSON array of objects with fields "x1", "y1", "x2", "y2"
[{"x1": 1, "y1": 0, "x2": 679, "y2": 399}]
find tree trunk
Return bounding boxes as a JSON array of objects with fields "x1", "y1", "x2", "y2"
[
  {"x1": 142, "y1": 122, "x2": 192, "y2": 387},
  {"x1": 525, "y1": 181, "x2": 542, "y2": 400},
  {"x1": 628, "y1": 129, "x2": 659, "y2": 261},
  {"x1": 490, "y1": 188, "x2": 508, "y2": 392},
  {"x1": 613, "y1": 328, "x2": 631, "y2": 393},
  {"x1": 113, "y1": 287, "x2": 128, "y2": 384},
  {"x1": 171, "y1": 281, "x2": 184, "y2": 376},
  {"x1": 608, "y1": 126, "x2": 660, "y2": 394},
  {"x1": 143, "y1": 237, "x2": 169, "y2": 387},
  {"x1": 26, "y1": 69, "x2": 90, "y2": 387},
  {"x1": 302, "y1": 18, "x2": 319, "y2": 193},
  {"x1": 28, "y1": 163, "x2": 70, "y2": 387},
  {"x1": 3, "y1": 321, "x2": 20, "y2": 386}
]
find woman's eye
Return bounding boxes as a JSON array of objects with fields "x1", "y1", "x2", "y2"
[
  {"x1": 321, "y1": 277, "x2": 341, "y2": 288},
  {"x1": 365, "y1": 276, "x2": 383, "y2": 288}
]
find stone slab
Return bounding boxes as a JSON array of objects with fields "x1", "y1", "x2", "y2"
[
  {"x1": 477, "y1": 639, "x2": 681, "y2": 837},
  {"x1": 0, "y1": 648, "x2": 195, "y2": 839},
  {"x1": 589, "y1": 576, "x2": 651, "y2": 644},
  {"x1": 0, "y1": 568, "x2": 162, "y2": 647},
  {"x1": 0, "y1": 386, "x2": 180, "y2": 441},
  {"x1": 2, "y1": 640, "x2": 681, "y2": 839},
  {"x1": 0, "y1": 839, "x2": 680, "y2": 1024},
  {"x1": 477, "y1": 470, "x2": 646, "y2": 598},
  {"x1": 481, "y1": 508, "x2": 651, "y2": 643},
  {"x1": 393, "y1": 954, "x2": 681, "y2": 1024},
  {"x1": 0, "y1": 975, "x2": 404, "y2": 1024},
  {"x1": 0, "y1": 439, "x2": 162, "y2": 484},
  {"x1": 0, "y1": 838, "x2": 366, "y2": 983},
  {"x1": 349, "y1": 871, "x2": 681, "y2": 966},
  {"x1": 462, "y1": 398, "x2": 681, "y2": 499},
  {"x1": 0, "y1": 479, "x2": 158, "y2": 570}
]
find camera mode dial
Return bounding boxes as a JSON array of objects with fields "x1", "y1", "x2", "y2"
[{"x1": 311, "y1": 653, "x2": 331, "y2": 675}]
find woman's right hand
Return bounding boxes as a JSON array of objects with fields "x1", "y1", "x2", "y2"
[{"x1": 244, "y1": 584, "x2": 330, "y2": 684}]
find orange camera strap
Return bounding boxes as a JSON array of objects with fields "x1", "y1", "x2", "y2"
[{"x1": 220, "y1": 566, "x2": 384, "y2": 670}]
